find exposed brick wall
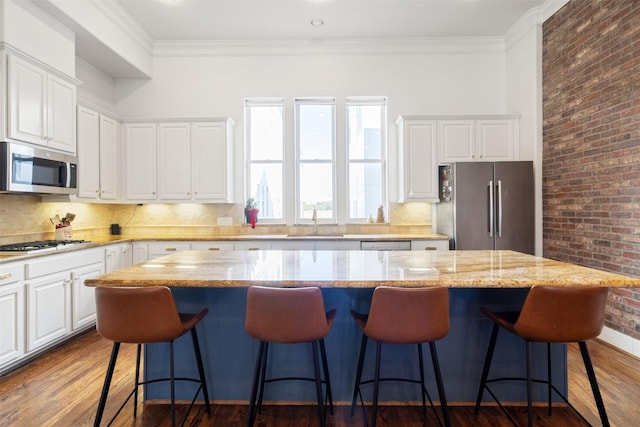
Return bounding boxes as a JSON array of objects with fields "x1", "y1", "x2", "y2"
[{"x1": 543, "y1": 0, "x2": 640, "y2": 339}]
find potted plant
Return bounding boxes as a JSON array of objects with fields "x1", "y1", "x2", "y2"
[{"x1": 245, "y1": 198, "x2": 259, "y2": 228}]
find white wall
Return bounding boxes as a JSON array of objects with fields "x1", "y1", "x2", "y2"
[
  {"x1": 0, "y1": 0, "x2": 75, "y2": 77},
  {"x1": 75, "y1": 57, "x2": 118, "y2": 113},
  {"x1": 115, "y1": 44, "x2": 509, "y2": 202},
  {"x1": 506, "y1": 10, "x2": 543, "y2": 255}
]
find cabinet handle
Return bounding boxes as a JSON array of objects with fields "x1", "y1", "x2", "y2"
[
  {"x1": 208, "y1": 248, "x2": 221, "y2": 251},
  {"x1": 0, "y1": 272, "x2": 12, "y2": 281},
  {"x1": 248, "y1": 247, "x2": 260, "y2": 251},
  {"x1": 165, "y1": 248, "x2": 177, "y2": 252},
  {"x1": 423, "y1": 247, "x2": 437, "y2": 251}
]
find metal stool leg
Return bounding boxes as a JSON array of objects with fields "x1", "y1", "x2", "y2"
[
  {"x1": 371, "y1": 341, "x2": 383, "y2": 427},
  {"x1": 579, "y1": 341, "x2": 610, "y2": 427},
  {"x1": 319, "y1": 338, "x2": 333, "y2": 414},
  {"x1": 474, "y1": 323, "x2": 500, "y2": 414},
  {"x1": 351, "y1": 334, "x2": 368, "y2": 416},
  {"x1": 312, "y1": 341, "x2": 327, "y2": 427},
  {"x1": 247, "y1": 341, "x2": 266, "y2": 427},
  {"x1": 430, "y1": 342, "x2": 451, "y2": 427},
  {"x1": 94, "y1": 342, "x2": 121, "y2": 427},
  {"x1": 526, "y1": 340, "x2": 533, "y2": 427},
  {"x1": 418, "y1": 344, "x2": 427, "y2": 415},
  {"x1": 257, "y1": 342, "x2": 269, "y2": 412},
  {"x1": 547, "y1": 342, "x2": 552, "y2": 416},
  {"x1": 190, "y1": 328, "x2": 211, "y2": 415},
  {"x1": 169, "y1": 340, "x2": 176, "y2": 427},
  {"x1": 133, "y1": 344, "x2": 141, "y2": 419}
]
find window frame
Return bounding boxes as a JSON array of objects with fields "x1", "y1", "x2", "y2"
[
  {"x1": 244, "y1": 98, "x2": 285, "y2": 223},
  {"x1": 345, "y1": 97, "x2": 388, "y2": 223}
]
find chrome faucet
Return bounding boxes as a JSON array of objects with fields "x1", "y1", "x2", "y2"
[{"x1": 312, "y1": 209, "x2": 318, "y2": 235}]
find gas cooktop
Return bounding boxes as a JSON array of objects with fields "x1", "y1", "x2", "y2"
[{"x1": 0, "y1": 240, "x2": 92, "y2": 254}]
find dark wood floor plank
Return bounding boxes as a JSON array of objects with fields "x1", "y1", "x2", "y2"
[{"x1": 1, "y1": 329, "x2": 639, "y2": 426}]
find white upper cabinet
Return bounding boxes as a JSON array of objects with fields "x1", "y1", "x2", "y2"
[
  {"x1": 191, "y1": 120, "x2": 234, "y2": 202},
  {"x1": 158, "y1": 122, "x2": 192, "y2": 200},
  {"x1": 396, "y1": 116, "x2": 439, "y2": 202},
  {"x1": 7, "y1": 54, "x2": 76, "y2": 153},
  {"x1": 77, "y1": 106, "x2": 120, "y2": 200},
  {"x1": 125, "y1": 118, "x2": 234, "y2": 203},
  {"x1": 99, "y1": 115, "x2": 119, "y2": 199},
  {"x1": 124, "y1": 122, "x2": 158, "y2": 200},
  {"x1": 438, "y1": 117, "x2": 519, "y2": 163}
]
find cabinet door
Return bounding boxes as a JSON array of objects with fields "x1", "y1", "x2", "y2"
[
  {"x1": 27, "y1": 271, "x2": 72, "y2": 351},
  {"x1": 191, "y1": 121, "x2": 232, "y2": 201},
  {"x1": 47, "y1": 75, "x2": 76, "y2": 153},
  {"x1": 476, "y1": 119, "x2": 518, "y2": 161},
  {"x1": 8, "y1": 55, "x2": 47, "y2": 146},
  {"x1": 438, "y1": 120, "x2": 475, "y2": 162},
  {"x1": 99, "y1": 116, "x2": 119, "y2": 199},
  {"x1": 132, "y1": 243, "x2": 149, "y2": 265},
  {"x1": 125, "y1": 123, "x2": 157, "y2": 200},
  {"x1": 72, "y1": 262, "x2": 104, "y2": 330},
  {"x1": 76, "y1": 106, "x2": 101, "y2": 199},
  {"x1": 398, "y1": 118, "x2": 439, "y2": 202},
  {"x1": 0, "y1": 282, "x2": 25, "y2": 367},
  {"x1": 158, "y1": 122, "x2": 191, "y2": 200},
  {"x1": 120, "y1": 244, "x2": 133, "y2": 269}
]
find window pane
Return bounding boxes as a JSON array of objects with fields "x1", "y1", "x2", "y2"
[
  {"x1": 348, "y1": 105, "x2": 382, "y2": 160},
  {"x1": 298, "y1": 104, "x2": 333, "y2": 160},
  {"x1": 250, "y1": 106, "x2": 283, "y2": 160},
  {"x1": 250, "y1": 163, "x2": 283, "y2": 219},
  {"x1": 349, "y1": 163, "x2": 382, "y2": 219},
  {"x1": 299, "y1": 163, "x2": 333, "y2": 219}
]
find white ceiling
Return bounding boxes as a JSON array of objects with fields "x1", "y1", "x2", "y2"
[{"x1": 116, "y1": 0, "x2": 546, "y2": 41}]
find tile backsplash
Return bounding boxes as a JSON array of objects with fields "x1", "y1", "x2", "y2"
[{"x1": 0, "y1": 194, "x2": 433, "y2": 244}]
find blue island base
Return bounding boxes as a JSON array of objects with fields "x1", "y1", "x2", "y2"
[{"x1": 144, "y1": 288, "x2": 567, "y2": 405}]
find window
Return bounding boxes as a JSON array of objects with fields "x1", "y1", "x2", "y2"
[
  {"x1": 295, "y1": 98, "x2": 336, "y2": 223},
  {"x1": 347, "y1": 98, "x2": 386, "y2": 221},
  {"x1": 245, "y1": 97, "x2": 387, "y2": 224},
  {"x1": 245, "y1": 99, "x2": 284, "y2": 221}
]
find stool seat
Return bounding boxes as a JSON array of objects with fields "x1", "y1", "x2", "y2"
[
  {"x1": 474, "y1": 285, "x2": 610, "y2": 427},
  {"x1": 351, "y1": 286, "x2": 451, "y2": 427},
  {"x1": 245, "y1": 286, "x2": 336, "y2": 427},
  {"x1": 94, "y1": 286, "x2": 211, "y2": 427}
]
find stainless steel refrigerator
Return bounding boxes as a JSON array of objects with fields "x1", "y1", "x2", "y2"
[{"x1": 436, "y1": 161, "x2": 534, "y2": 254}]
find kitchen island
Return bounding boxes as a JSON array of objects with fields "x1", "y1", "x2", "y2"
[{"x1": 85, "y1": 250, "x2": 640, "y2": 405}]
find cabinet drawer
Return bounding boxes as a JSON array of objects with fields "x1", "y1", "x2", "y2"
[
  {"x1": 0, "y1": 263, "x2": 24, "y2": 286},
  {"x1": 411, "y1": 240, "x2": 450, "y2": 251},
  {"x1": 26, "y1": 248, "x2": 104, "y2": 279},
  {"x1": 147, "y1": 242, "x2": 191, "y2": 260}
]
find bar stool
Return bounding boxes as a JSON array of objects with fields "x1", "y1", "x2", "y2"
[
  {"x1": 244, "y1": 286, "x2": 336, "y2": 427},
  {"x1": 474, "y1": 286, "x2": 610, "y2": 427},
  {"x1": 350, "y1": 286, "x2": 451, "y2": 427},
  {"x1": 93, "y1": 286, "x2": 211, "y2": 427}
]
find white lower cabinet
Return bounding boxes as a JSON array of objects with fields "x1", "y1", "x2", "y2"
[
  {"x1": 105, "y1": 243, "x2": 133, "y2": 272},
  {"x1": 0, "y1": 263, "x2": 25, "y2": 368},
  {"x1": 71, "y1": 262, "x2": 104, "y2": 330},
  {"x1": 25, "y1": 248, "x2": 104, "y2": 353}
]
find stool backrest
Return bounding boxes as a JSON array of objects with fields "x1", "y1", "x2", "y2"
[
  {"x1": 95, "y1": 286, "x2": 186, "y2": 344},
  {"x1": 514, "y1": 286, "x2": 608, "y2": 342},
  {"x1": 364, "y1": 286, "x2": 449, "y2": 344},
  {"x1": 245, "y1": 286, "x2": 333, "y2": 343}
]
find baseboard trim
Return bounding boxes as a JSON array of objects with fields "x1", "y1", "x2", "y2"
[{"x1": 598, "y1": 326, "x2": 640, "y2": 359}]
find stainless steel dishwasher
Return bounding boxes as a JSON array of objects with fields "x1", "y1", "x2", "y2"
[{"x1": 360, "y1": 240, "x2": 412, "y2": 251}]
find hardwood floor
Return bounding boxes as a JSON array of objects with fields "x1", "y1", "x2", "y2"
[{"x1": 1, "y1": 329, "x2": 638, "y2": 426}]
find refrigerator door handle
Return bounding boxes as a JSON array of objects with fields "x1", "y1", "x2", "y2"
[
  {"x1": 497, "y1": 180, "x2": 503, "y2": 238},
  {"x1": 488, "y1": 180, "x2": 494, "y2": 237}
]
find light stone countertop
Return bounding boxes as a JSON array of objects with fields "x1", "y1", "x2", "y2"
[{"x1": 85, "y1": 249, "x2": 640, "y2": 289}]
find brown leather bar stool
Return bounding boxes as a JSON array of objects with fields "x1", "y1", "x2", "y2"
[
  {"x1": 474, "y1": 286, "x2": 610, "y2": 427},
  {"x1": 350, "y1": 286, "x2": 451, "y2": 427},
  {"x1": 245, "y1": 286, "x2": 336, "y2": 427},
  {"x1": 93, "y1": 286, "x2": 211, "y2": 427}
]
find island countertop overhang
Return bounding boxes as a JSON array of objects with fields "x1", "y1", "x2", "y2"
[{"x1": 85, "y1": 249, "x2": 640, "y2": 289}]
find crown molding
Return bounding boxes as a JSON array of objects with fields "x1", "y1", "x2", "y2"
[
  {"x1": 88, "y1": 0, "x2": 154, "y2": 56},
  {"x1": 154, "y1": 37, "x2": 506, "y2": 58}
]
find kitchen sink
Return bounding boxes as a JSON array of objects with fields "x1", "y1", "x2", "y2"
[{"x1": 286, "y1": 233, "x2": 344, "y2": 237}]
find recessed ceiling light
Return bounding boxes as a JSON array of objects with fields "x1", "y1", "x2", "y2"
[{"x1": 310, "y1": 19, "x2": 324, "y2": 27}]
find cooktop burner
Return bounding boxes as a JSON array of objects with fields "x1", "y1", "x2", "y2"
[{"x1": 0, "y1": 240, "x2": 91, "y2": 254}]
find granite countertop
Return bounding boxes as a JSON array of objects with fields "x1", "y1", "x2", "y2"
[
  {"x1": 85, "y1": 249, "x2": 640, "y2": 289},
  {"x1": 0, "y1": 234, "x2": 449, "y2": 264}
]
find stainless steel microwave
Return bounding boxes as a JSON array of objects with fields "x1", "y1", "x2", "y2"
[{"x1": 0, "y1": 141, "x2": 77, "y2": 194}]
